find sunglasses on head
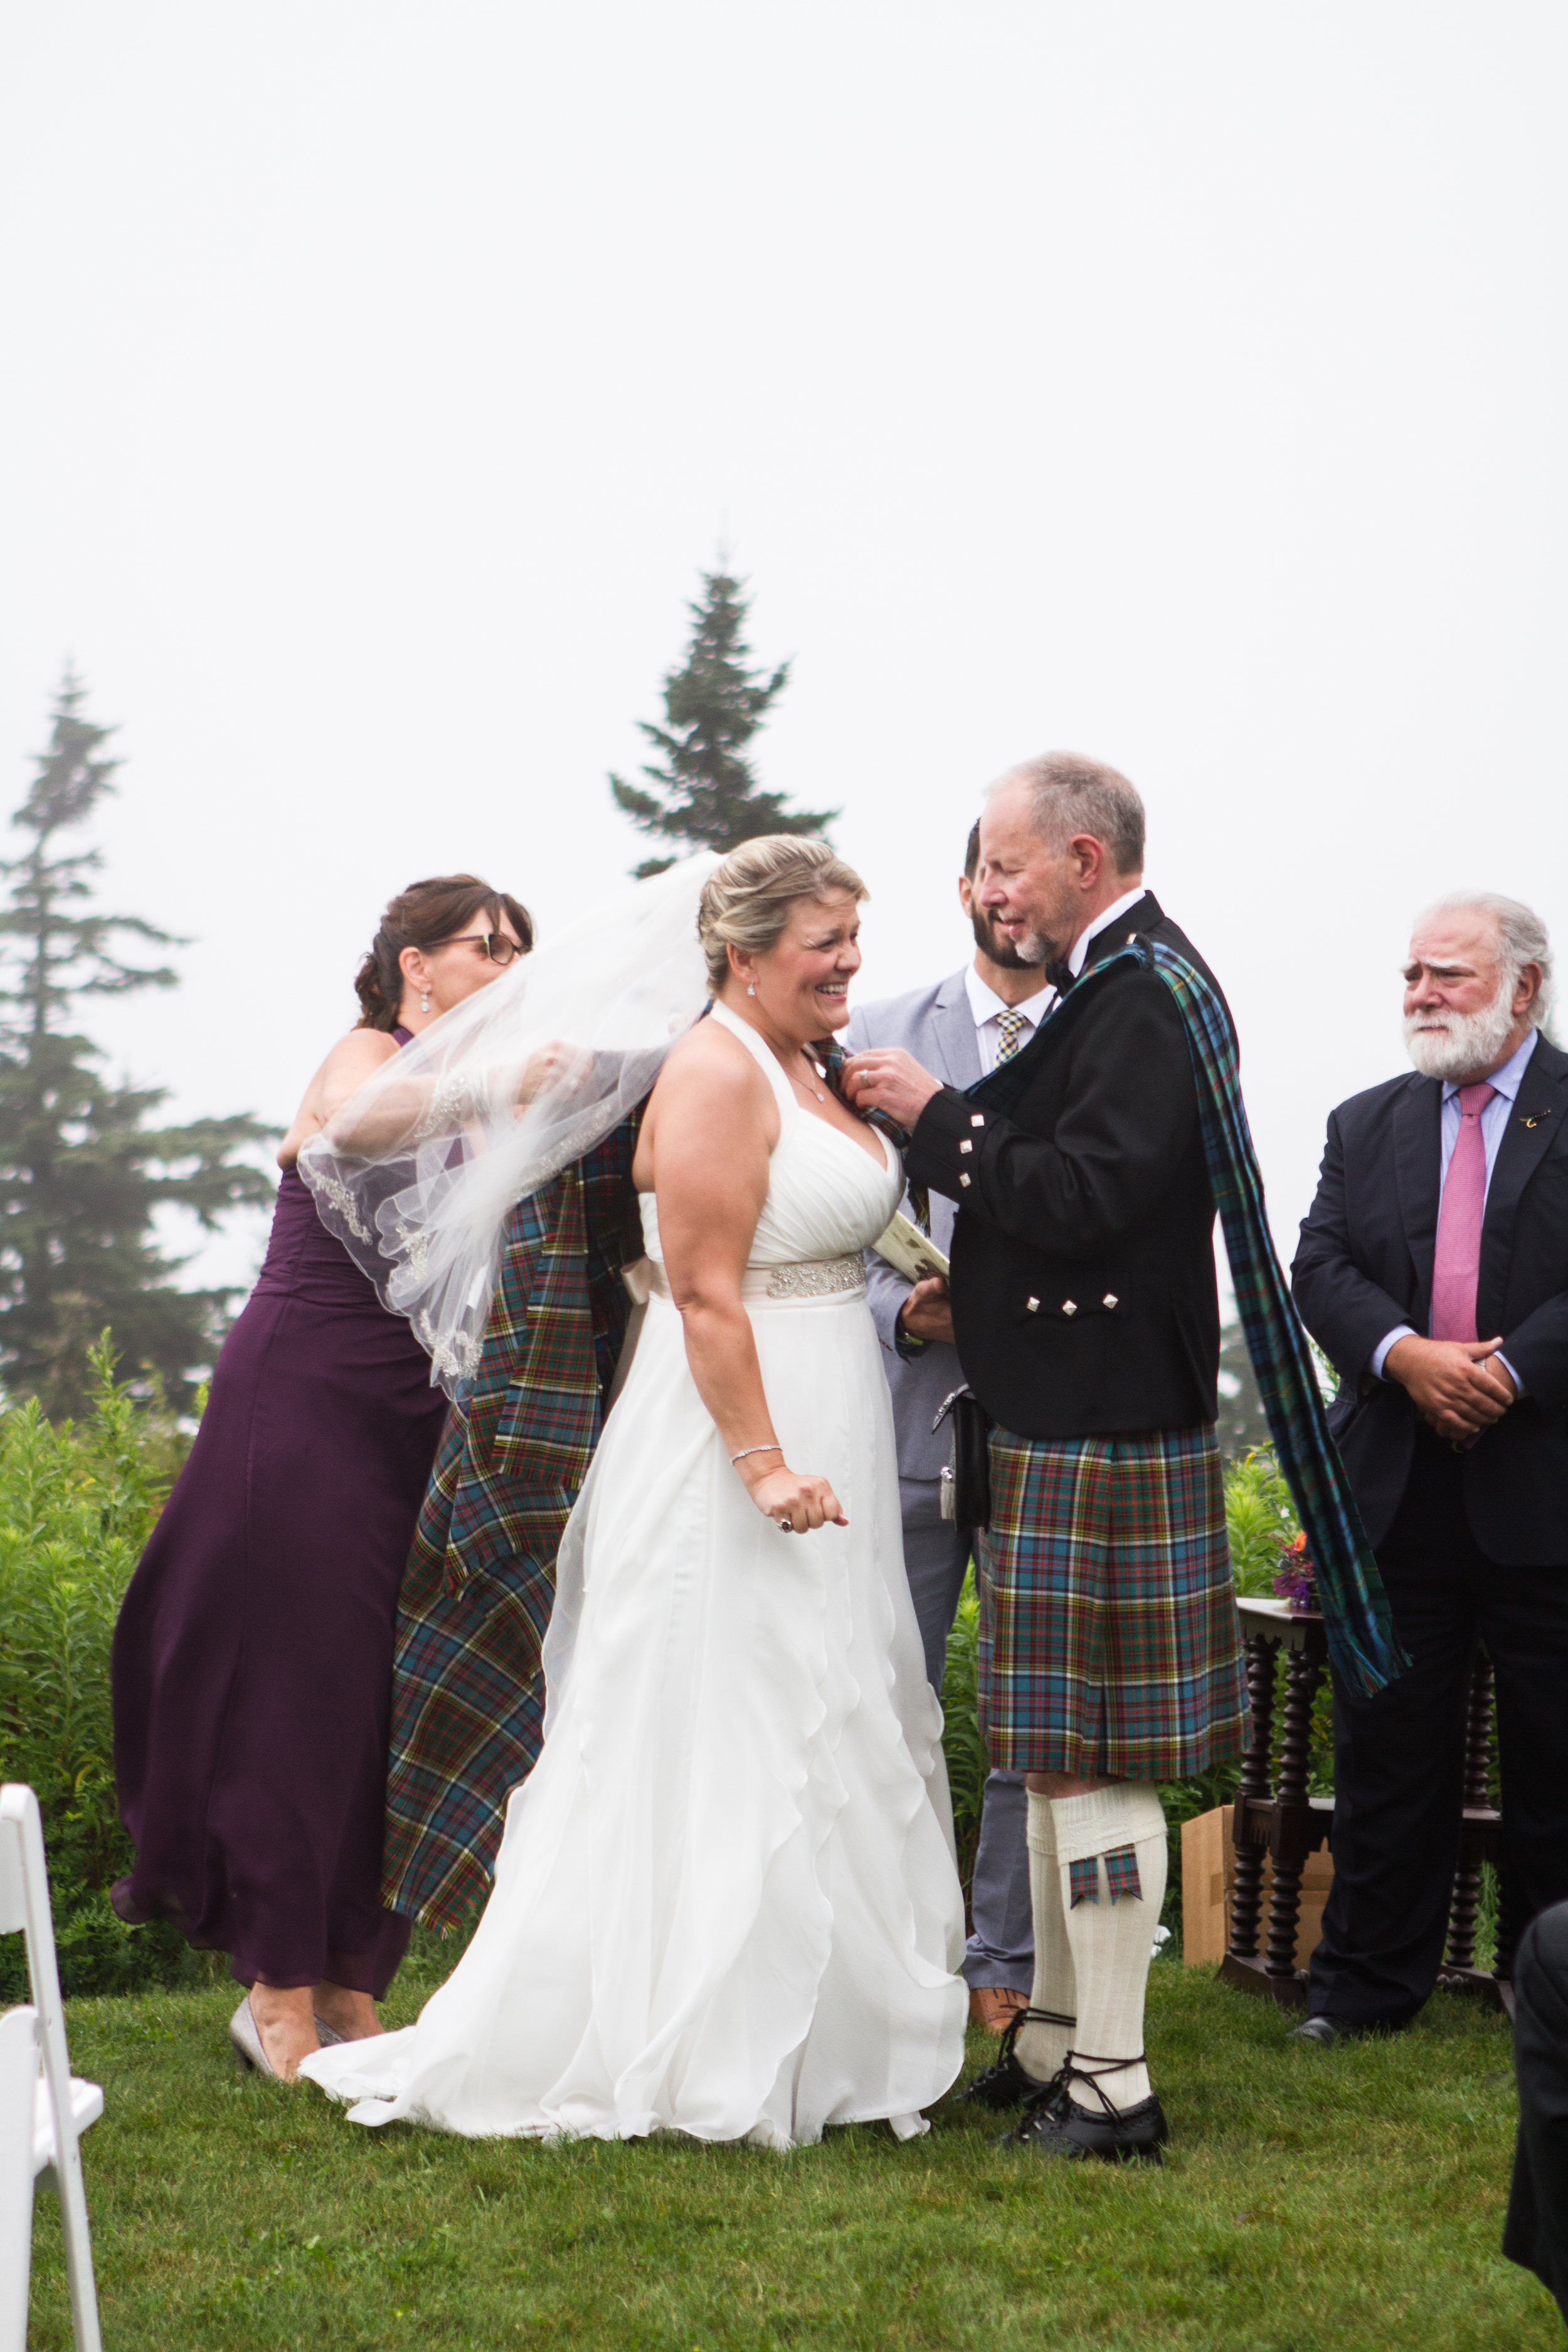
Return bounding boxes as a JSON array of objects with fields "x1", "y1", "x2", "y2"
[{"x1": 439, "y1": 931, "x2": 522, "y2": 966}]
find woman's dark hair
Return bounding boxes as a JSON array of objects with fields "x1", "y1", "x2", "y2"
[{"x1": 354, "y1": 874, "x2": 535, "y2": 1031}]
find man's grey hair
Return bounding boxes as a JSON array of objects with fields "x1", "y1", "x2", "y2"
[
  {"x1": 988, "y1": 750, "x2": 1145, "y2": 876},
  {"x1": 1416, "y1": 891, "x2": 1555, "y2": 1032}
]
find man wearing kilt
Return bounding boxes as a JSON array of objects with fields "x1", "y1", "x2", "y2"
[{"x1": 845, "y1": 751, "x2": 1250, "y2": 2163}]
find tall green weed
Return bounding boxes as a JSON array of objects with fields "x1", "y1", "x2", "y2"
[
  {"x1": 0, "y1": 1338, "x2": 200, "y2": 1996},
  {"x1": 938, "y1": 1582, "x2": 986, "y2": 1901}
]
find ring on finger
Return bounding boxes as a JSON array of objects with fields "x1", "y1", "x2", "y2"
[{"x1": 779, "y1": 1517, "x2": 793, "y2": 1533}]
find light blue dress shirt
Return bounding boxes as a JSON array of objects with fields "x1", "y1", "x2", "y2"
[{"x1": 1371, "y1": 1025, "x2": 1539, "y2": 1387}]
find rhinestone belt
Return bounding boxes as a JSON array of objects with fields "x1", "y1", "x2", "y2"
[{"x1": 633, "y1": 1254, "x2": 866, "y2": 1305}]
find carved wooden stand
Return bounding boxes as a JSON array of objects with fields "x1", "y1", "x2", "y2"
[
  {"x1": 1219, "y1": 1596, "x2": 1510, "y2": 2014},
  {"x1": 1221, "y1": 1598, "x2": 1332, "y2": 2009},
  {"x1": 1435, "y1": 1652, "x2": 1515, "y2": 2011}
]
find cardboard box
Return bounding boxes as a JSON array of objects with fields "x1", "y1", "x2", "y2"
[{"x1": 1180, "y1": 1803, "x2": 1334, "y2": 1969}]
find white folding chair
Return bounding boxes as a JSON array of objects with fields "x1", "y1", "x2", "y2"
[
  {"x1": 0, "y1": 2005, "x2": 37, "y2": 2352},
  {"x1": 0, "y1": 1786, "x2": 103, "y2": 2352}
]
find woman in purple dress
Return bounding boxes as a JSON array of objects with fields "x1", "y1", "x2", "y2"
[{"x1": 112, "y1": 873, "x2": 531, "y2": 2081}]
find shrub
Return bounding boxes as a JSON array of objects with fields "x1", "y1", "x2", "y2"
[
  {"x1": 1224, "y1": 1446, "x2": 1304, "y2": 1596},
  {"x1": 0, "y1": 1338, "x2": 201, "y2": 1997}
]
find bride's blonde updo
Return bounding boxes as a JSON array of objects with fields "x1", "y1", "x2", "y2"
[{"x1": 697, "y1": 836, "x2": 869, "y2": 992}]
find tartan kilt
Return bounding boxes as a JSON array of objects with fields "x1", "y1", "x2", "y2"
[{"x1": 976, "y1": 1422, "x2": 1248, "y2": 1779}]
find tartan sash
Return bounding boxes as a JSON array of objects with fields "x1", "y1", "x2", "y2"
[
  {"x1": 970, "y1": 940, "x2": 1403, "y2": 1700},
  {"x1": 813, "y1": 1035, "x2": 929, "y2": 1232}
]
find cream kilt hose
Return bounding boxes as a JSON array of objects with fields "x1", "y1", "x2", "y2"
[{"x1": 977, "y1": 1422, "x2": 1249, "y2": 1779}]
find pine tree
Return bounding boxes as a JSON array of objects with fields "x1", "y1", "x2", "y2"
[
  {"x1": 0, "y1": 672, "x2": 273, "y2": 1416},
  {"x1": 1217, "y1": 1321, "x2": 1274, "y2": 1459},
  {"x1": 610, "y1": 566, "x2": 837, "y2": 876}
]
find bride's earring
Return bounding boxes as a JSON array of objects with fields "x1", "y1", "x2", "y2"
[
  {"x1": 420, "y1": 987, "x2": 432, "y2": 1014},
  {"x1": 746, "y1": 983, "x2": 756, "y2": 997}
]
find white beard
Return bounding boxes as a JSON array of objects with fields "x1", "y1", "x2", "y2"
[{"x1": 1404, "y1": 984, "x2": 1518, "y2": 1081}]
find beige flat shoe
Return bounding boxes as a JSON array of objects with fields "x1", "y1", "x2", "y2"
[{"x1": 229, "y1": 1996, "x2": 282, "y2": 2079}]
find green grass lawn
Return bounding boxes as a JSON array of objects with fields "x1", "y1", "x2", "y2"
[{"x1": 23, "y1": 1956, "x2": 1562, "y2": 2352}]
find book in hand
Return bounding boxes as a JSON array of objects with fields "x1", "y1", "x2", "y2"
[{"x1": 870, "y1": 1212, "x2": 949, "y2": 1285}]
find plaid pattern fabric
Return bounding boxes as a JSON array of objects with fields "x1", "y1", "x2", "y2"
[
  {"x1": 1067, "y1": 1849, "x2": 1141, "y2": 1905},
  {"x1": 977, "y1": 1422, "x2": 1249, "y2": 1778},
  {"x1": 1068, "y1": 1856, "x2": 1098, "y2": 1907},
  {"x1": 994, "y1": 1009, "x2": 1029, "y2": 1064},
  {"x1": 381, "y1": 1120, "x2": 644, "y2": 1931},
  {"x1": 1103, "y1": 1846, "x2": 1142, "y2": 1903},
  {"x1": 971, "y1": 939, "x2": 1402, "y2": 1699}
]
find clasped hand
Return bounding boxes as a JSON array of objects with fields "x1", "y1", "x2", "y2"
[
  {"x1": 899, "y1": 1276, "x2": 955, "y2": 1347},
  {"x1": 1384, "y1": 1335, "x2": 1517, "y2": 1443},
  {"x1": 740, "y1": 1461, "x2": 849, "y2": 1534}
]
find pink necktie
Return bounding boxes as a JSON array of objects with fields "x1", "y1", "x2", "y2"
[{"x1": 1430, "y1": 1083, "x2": 1496, "y2": 1342}]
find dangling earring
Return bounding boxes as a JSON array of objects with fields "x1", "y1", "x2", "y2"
[
  {"x1": 746, "y1": 983, "x2": 756, "y2": 997},
  {"x1": 420, "y1": 988, "x2": 432, "y2": 1014}
]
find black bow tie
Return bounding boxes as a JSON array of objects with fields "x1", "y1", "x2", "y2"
[{"x1": 1045, "y1": 961, "x2": 1076, "y2": 996}]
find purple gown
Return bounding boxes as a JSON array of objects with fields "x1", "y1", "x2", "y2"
[{"x1": 112, "y1": 1089, "x2": 450, "y2": 1997}]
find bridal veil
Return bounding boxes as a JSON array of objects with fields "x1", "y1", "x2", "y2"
[{"x1": 299, "y1": 855, "x2": 719, "y2": 1393}]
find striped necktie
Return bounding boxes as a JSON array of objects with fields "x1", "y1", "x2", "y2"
[{"x1": 995, "y1": 1009, "x2": 1029, "y2": 1064}]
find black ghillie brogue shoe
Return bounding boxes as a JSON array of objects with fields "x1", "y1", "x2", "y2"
[
  {"x1": 993, "y1": 2053, "x2": 1167, "y2": 2164},
  {"x1": 1012, "y1": 2090, "x2": 1168, "y2": 2164},
  {"x1": 1289, "y1": 2013, "x2": 1365, "y2": 2047},
  {"x1": 957, "y1": 2006, "x2": 1074, "y2": 2111}
]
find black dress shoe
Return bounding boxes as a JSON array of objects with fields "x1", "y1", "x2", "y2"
[
  {"x1": 1289, "y1": 2013, "x2": 1364, "y2": 2047},
  {"x1": 999, "y1": 2089, "x2": 1168, "y2": 2164},
  {"x1": 957, "y1": 2006, "x2": 1072, "y2": 2111}
]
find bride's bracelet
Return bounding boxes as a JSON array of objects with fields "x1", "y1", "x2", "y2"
[{"x1": 730, "y1": 1444, "x2": 783, "y2": 1465}]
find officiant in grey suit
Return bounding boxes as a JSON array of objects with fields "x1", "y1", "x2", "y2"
[{"x1": 847, "y1": 821, "x2": 1056, "y2": 2031}]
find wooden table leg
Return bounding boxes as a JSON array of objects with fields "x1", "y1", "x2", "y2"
[
  {"x1": 1229, "y1": 1633, "x2": 1278, "y2": 1963},
  {"x1": 1264, "y1": 1645, "x2": 1324, "y2": 1996},
  {"x1": 1496, "y1": 1860, "x2": 1520, "y2": 1989}
]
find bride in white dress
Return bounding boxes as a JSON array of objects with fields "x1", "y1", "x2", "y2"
[{"x1": 301, "y1": 838, "x2": 967, "y2": 2147}]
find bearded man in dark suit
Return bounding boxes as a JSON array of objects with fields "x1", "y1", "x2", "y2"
[
  {"x1": 845, "y1": 752, "x2": 1249, "y2": 2163},
  {"x1": 1291, "y1": 893, "x2": 1568, "y2": 2042}
]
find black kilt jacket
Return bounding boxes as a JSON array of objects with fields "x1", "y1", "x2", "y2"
[
  {"x1": 903, "y1": 893, "x2": 1225, "y2": 1441},
  {"x1": 1291, "y1": 1034, "x2": 1568, "y2": 1562}
]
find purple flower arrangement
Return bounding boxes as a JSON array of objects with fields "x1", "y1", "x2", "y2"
[{"x1": 1273, "y1": 1530, "x2": 1318, "y2": 1615}]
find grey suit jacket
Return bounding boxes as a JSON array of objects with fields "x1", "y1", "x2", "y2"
[{"x1": 847, "y1": 968, "x2": 981, "y2": 1484}]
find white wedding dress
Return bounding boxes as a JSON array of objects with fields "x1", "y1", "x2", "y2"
[{"x1": 302, "y1": 1003, "x2": 967, "y2": 2147}]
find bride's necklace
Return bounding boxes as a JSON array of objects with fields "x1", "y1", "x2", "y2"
[
  {"x1": 747, "y1": 1005, "x2": 828, "y2": 1102},
  {"x1": 773, "y1": 1047, "x2": 826, "y2": 1103}
]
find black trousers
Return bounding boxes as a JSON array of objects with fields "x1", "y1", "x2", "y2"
[
  {"x1": 1505, "y1": 1900, "x2": 1568, "y2": 2321},
  {"x1": 1308, "y1": 1426, "x2": 1568, "y2": 2028}
]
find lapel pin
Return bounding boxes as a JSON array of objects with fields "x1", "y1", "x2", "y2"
[{"x1": 1521, "y1": 1110, "x2": 1550, "y2": 1128}]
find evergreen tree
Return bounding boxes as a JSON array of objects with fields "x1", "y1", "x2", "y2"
[
  {"x1": 0, "y1": 672, "x2": 273, "y2": 1416},
  {"x1": 610, "y1": 566, "x2": 837, "y2": 876},
  {"x1": 1217, "y1": 1320, "x2": 1273, "y2": 1459}
]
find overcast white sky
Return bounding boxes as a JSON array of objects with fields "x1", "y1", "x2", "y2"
[{"x1": 2, "y1": 5, "x2": 1565, "y2": 1301}]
